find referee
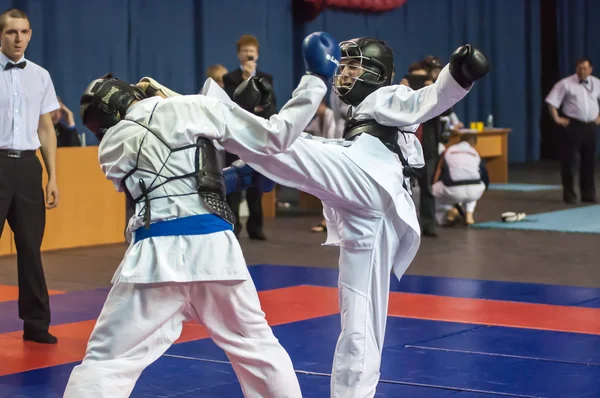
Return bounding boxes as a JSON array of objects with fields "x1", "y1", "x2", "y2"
[
  {"x1": 546, "y1": 57, "x2": 600, "y2": 204},
  {"x1": 0, "y1": 8, "x2": 60, "y2": 344}
]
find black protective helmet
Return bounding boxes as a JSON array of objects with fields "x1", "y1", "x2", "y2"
[
  {"x1": 80, "y1": 73, "x2": 147, "y2": 142},
  {"x1": 333, "y1": 38, "x2": 394, "y2": 106}
]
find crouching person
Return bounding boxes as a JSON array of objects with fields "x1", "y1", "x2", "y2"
[{"x1": 433, "y1": 133, "x2": 489, "y2": 225}]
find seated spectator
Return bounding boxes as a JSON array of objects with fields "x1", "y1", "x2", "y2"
[
  {"x1": 51, "y1": 97, "x2": 81, "y2": 147},
  {"x1": 432, "y1": 133, "x2": 489, "y2": 225}
]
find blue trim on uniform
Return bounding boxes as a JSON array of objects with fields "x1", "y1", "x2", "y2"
[{"x1": 133, "y1": 214, "x2": 233, "y2": 243}]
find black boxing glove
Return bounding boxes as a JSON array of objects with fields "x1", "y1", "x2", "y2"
[
  {"x1": 233, "y1": 77, "x2": 275, "y2": 113},
  {"x1": 448, "y1": 44, "x2": 490, "y2": 89},
  {"x1": 255, "y1": 78, "x2": 275, "y2": 114}
]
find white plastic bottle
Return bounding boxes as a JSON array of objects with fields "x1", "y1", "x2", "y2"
[{"x1": 487, "y1": 114, "x2": 494, "y2": 128}]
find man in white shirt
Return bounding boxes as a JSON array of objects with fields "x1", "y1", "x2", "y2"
[
  {"x1": 546, "y1": 57, "x2": 600, "y2": 204},
  {"x1": 0, "y1": 8, "x2": 60, "y2": 344},
  {"x1": 433, "y1": 133, "x2": 488, "y2": 225}
]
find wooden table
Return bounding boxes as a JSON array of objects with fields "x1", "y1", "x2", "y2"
[
  {"x1": 446, "y1": 128, "x2": 511, "y2": 183},
  {"x1": 0, "y1": 147, "x2": 126, "y2": 255}
]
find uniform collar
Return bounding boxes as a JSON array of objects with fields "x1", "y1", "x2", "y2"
[{"x1": 125, "y1": 96, "x2": 161, "y2": 117}]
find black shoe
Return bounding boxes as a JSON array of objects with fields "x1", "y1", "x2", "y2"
[
  {"x1": 248, "y1": 231, "x2": 267, "y2": 241},
  {"x1": 422, "y1": 225, "x2": 438, "y2": 237},
  {"x1": 23, "y1": 330, "x2": 58, "y2": 344},
  {"x1": 582, "y1": 197, "x2": 597, "y2": 203},
  {"x1": 233, "y1": 223, "x2": 242, "y2": 238}
]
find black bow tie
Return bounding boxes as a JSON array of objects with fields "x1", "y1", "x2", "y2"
[
  {"x1": 580, "y1": 79, "x2": 589, "y2": 84},
  {"x1": 5, "y1": 61, "x2": 26, "y2": 70}
]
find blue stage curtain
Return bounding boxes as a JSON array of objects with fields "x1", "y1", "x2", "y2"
[
  {"x1": 556, "y1": 0, "x2": 600, "y2": 155},
  {"x1": 556, "y1": 0, "x2": 600, "y2": 78}
]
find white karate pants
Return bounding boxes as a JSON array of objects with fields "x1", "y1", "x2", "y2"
[
  {"x1": 331, "y1": 247, "x2": 391, "y2": 398},
  {"x1": 432, "y1": 181, "x2": 486, "y2": 225},
  {"x1": 63, "y1": 279, "x2": 301, "y2": 398}
]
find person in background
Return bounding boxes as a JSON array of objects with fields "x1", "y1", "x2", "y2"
[
  {"x1": 433, "y1": 133, "x2": 489, "y2": 226},
  {"x1": 222, "y1": 34, "x2": 274, "y2": 240},
  {"x1": 546, "y1": 57, "x2": 600, "y2": 204},
  {"x1": 424, "y1": 56, "x2": 466, "y2": 154},
  {"x1": 52, "y1": 97, "x2": 81, "y2": 147},
  {"x1": 0, "y1": 8, "x2": 60, "y2": 344},
  {"x1": 401, "y1": 61, "x2": 439, "y2": 237}
]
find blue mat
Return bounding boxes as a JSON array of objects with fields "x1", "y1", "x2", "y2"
[
  {"x1": 471, "y1": 205, "x2": 600, "y2": 234},
  {"x1": 487, "y1": 183, "x2": 561, "y2": 192}
]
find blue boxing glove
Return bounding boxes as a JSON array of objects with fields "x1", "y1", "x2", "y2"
[
  {"x1": 303, "y1": 32, "x2": 341, "y2": 80},
  {"x1": 223, "y1": 160, "x2": 276, "y2": 194}
]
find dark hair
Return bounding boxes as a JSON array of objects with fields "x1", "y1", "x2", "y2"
[
  {"x1": 423, "y1": 55, "x2": 443, "y2": 71},
  {"x1": 0, "y1": 8, "x2": 30, "y2": 32},
  {"x1": 575, "y1": 57, "x2": 593, "y2": 68},
  {"x1": 237, "y1": 34, "x2": 259, "y2": 52},
  {"x1": 407, "y1": 61, "x2": 426, "y2": 73}
]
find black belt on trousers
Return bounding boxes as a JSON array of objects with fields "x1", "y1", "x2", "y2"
[
  {"x1": 0, "y1": 149, "x2": 36, "y2": 159},
  {"x1": 441, "y1": 177, "x2": 482, "y2": 186},
  {"x1": 567, "y1": 117, "x2": 596, "y2": 125}
]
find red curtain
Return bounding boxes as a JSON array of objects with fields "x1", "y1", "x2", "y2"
[
  {"x1": 327, "y1": 0, "x2": 407, "y2": 12},
  {"x1": 292, "y1": 0, "x2": 407, "y2": 21}
]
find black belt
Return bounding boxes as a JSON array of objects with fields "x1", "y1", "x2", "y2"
[
  {"x1": 567, "y1": 117, "x2": 596, "y2": 125},
  {"x1": 0, "y1": 149, "x2": 36, "y2": 159},
  {"x1": 442, "y1": 178, "x2": 482, "y2": 186}
]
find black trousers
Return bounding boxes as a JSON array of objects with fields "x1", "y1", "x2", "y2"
[
  {"x1": 0, "y1": 155, "x2": 50, "y2": 333},
  {"x1": 561, "y1": 119, "x2": 597, "y2": 202},
  {"x1": 226, "y1": 187, "x2": 264, "y2": 236},
  {"x1": 417, "y1": 156, "x2": 438, "y2": 229}
]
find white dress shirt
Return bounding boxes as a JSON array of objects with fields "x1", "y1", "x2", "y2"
[
  {"x1": 0, "y1": 51, "x2": 59, "y2": 150},
  {"x1": 545, "y1": 73, "x2": 600, "y2": 122}
]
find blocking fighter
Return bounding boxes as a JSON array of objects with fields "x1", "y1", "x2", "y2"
[{"x1": 62, "y1": 32, "x2": 340, "y2": 398}]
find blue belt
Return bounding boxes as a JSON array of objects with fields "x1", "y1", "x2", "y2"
[{"x1": 133, "y1": 214, "x2": 233, "y2": 243}]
